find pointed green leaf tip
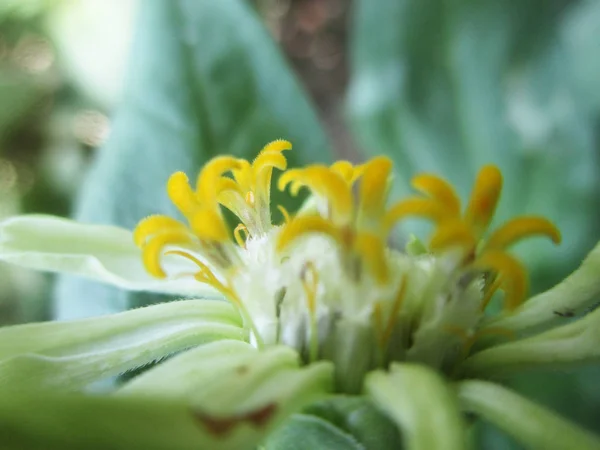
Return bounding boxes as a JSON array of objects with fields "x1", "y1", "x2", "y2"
[
  {"x1": 458, "y1": 381, "x2": 600, "y2": 450},
  {"x1": 0, "y1": 215, "x2": 221, "y2": 298},
  {"x1": 365, "y1": 363, "x2": 467, "y2": 450}
]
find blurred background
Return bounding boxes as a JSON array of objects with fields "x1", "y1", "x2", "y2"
[{"x1": 0, "y1": 0, "x2": 599, "y2": 448}]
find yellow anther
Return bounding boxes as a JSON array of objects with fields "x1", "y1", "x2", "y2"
[
  {"x1": 167, "y1": 172, "x2": 200, "y2": 218},
  {"x1": 277, "y1": 205, "x2": 291, "y2": 224},
  {"x1": 411, "y1": 173, "x2": 461, "y2": 216},
  {"x1": 428, "y1": 220, "x2": 477, "y2": 255},
  {"x1": 473, "y1": 250, "x2": 527, "y2": 311},
  {"x1": 277, "y1": 215, "x2": 343, "y2": 252},
  {"x1": 278, "y1": 166, "x2": 353, "y2": 224},
  {"x1": 195, "y1": 156, "x2": 241, "y2": 203},
  {"x1": 485, "y1": 216, "x2": 562, "y2": 250},
  {"x1": 142, "y1": 231, "x2": 194, "y2": 278},
  {"x1": 384, "y1": 197, "x2": 453, "y2": 234},
  {"x1": 358, "y1": 157, "x2": 392, "y2": 220},
  {"x1": 245, "y1": 191, "x2": 255, "y2": 206},
  {"x1": 260, "y1": 139, "x2": 292, "y2": 154},
  {"x1": 464, "y1": 165, "x2": 503, "y2": 235},
  {"x1": 133, "y1": 214, "x2": 188, "y2": 247},
  {"x1": 233, "y1": 224, "x2": 249, "y2": 248},
  {"x1": 190, "y1": 208, "x2": 230, "y2": 242},
  {"x1": 353, "y1": 232, "x2": 389, "y2": 283}
]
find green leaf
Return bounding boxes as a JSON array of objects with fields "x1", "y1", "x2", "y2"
[
  {"x1": 264, "y1": 414, "x2": 363, "y2": 450},
  {"x1": 56, "y1": 0, "x2": 331, "y2": 318},
  {"x1": 0, "y1": 214, "x2": 221, "y2": 298},
  {"x1": 120, "y1": 342, "x2": 334, "y2": 449},
  {"x1": 461, "y1": 300, "x2": 600, "y2": 378},
  {"x1": 457, "y1": 380, "x2": 600, "y2": 450},
  {"x1": 365, "y1": 363, "x2": 467, "y2": 450},
  {"x1": 0, "y1": 299, "x2": 244, "y2": 390},
  {"x1": 347, "y1": 0, "x2": 600, "y2": 285},
  {"x1": 304, "y1": 396, "x2": 402, "y2": 450},
  {"x1": 482, "y1": 240, "x2": 600, "y2": 336},
  {"x1": 0, "y1": 390, "x2": 264, "y2": 450}
]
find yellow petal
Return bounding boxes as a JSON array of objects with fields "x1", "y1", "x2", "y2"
[
  {"x1": 231, "y1": 160, "x2": 253, "y2": 191},
  {"x1": 278, "y1": 166, "x2": 353, "y2": 224},
  {"x1": 133, "y1": 215, "x2": 189, "y2": 247},
  {"x1": 464, "y1": 165, "x2": 503, "y2": 235},
  {"x1": 215, "y1": 177, "x2": 244, "y2": 196},
  {"x1": 384, "y1": 197, "x2": 453, "y2": 234},
  {"x1": 190, "y1": 208, "x2": 230, "y2": 242},
  {"x1": 358, "y1": 157, "x2": 393, "y2": 220},
  {"x1": 330, "y1": 160, "x2": 364, "y2": 185},
  {"x1": 429, "y1": 219, "x2": 477, "y2": 254},
  {"x1": 485, "y1": 216, "x2": 562, "y2": 250},
  {"x1": 353, "y1": 232, "x2": 389, "y2": 283},
  {"x1": 195, "y1": 156, "x2": 241, "y2": 203},
  {"x1": 277, "y1": 215, "x2": 344, "y2": 252},
  {"x1": 167, "y1": 172, "x2": 200, "y2": 217},
  {"x1": 260, "y1": 139, "x2": 292, "y2": 154},
  {"x1": 473, "y1": 250, "x2": 528, "y2": 310},
  {"x1": 142, "y1": 231, "x2": 194, "y2": 278},
  {"x1": 411, "y1": 173, "x2": 461, "y2": 216}
]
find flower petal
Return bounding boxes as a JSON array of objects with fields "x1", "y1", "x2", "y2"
[
  {"x1": 119, "y1": 341, "x2": 334, "y2": 444},
  {"x1": 365, "y1": 363, "x2": 467, "y2": 450},
  {"x1": 0, "y1": 215, "x2": 221, "y2": 298},
  {"x1": 0, "y1": 300, "x2": 244, "y2": 390},
  {"x1": 460, "y1": 305, "x2": 600, "y2": 378},
  {"x1": 0, "y1": 390, "x2": 265, "y2": 450},
  {"x1": 457, "y1": 380, "x2": 600, "y2": 450},
  {"x1": 482, "y1": 240, "x2": 600, "y2": 334}
]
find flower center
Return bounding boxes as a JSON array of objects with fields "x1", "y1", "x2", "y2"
[{"x1": 132, "y1": 140, "x2": 561, "y2": 393}]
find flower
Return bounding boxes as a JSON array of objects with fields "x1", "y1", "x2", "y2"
[{"x1": 0, "y1": 140, "x2": 599, "y2": 449}]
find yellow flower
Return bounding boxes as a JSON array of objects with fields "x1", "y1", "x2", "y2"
[{"x1": 129, "y1": 139, "x2": 561, "y2": 392}]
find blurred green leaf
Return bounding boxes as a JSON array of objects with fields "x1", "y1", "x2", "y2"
[
  {"x1": 55, "y1": 0, "x2": 331, "y2": 319},
  {"x1": 0, "y1": 72, "x2": 50, "y2": 142},
  {"x1": 264, "y1": 414, "x2": 363, "y2": 450},
  {"x1": 347, "y1": 0, "x2": 600, "y2": 288}
]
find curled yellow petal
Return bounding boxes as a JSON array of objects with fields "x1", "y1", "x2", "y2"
[
  {"x1": 277, "y1": 215, "x2": 344, "y2": 252},
  {"x1": 133, "y1": 215, "x2": 189, "y2": 247},
  {"x1": 353, "y1": 232, "x2": 389, "y2": 283},
  {"x1": 190, "y1": 208, "x2": 230, "y2": 242},
  {"x1": 195, "y1": 156, "x2": 241, "y2": 203},
  {"x1": 167, "y1": 172, "x2": 200, "y2": 217},
  {"x1": 429, "y1": 219, "x2": 477, "y2": 254},
  {"x1": 464, "y1": 165, "x2": 503, "y2": 235},
  {"x1": 485, "y1": 216, "x2": 562, "y2": 250},
  {"x1": 384, "y1": 197, "x2": 453, "y2": 234},
  {"x1": 215, "y1": 177, "x2": 244, "y2": 196},
  {"x1": 142, "y1": 231, "x2": 194, "y2": 278},
  {"x1": 231, "y1": 160, "x2": 253, "y2": 191},
  {"x1": 473, "y1": 250, "x2": 528, "y2": 311},
  {"x1": 260, "y1": 139, "x2": 292, "y2": 154},
  {"x1": 358, "y1": 156, "x2": 393, "y2": 220},
  {"x1": 411, "y1": 173, "x2": 461, "y2": 216},
  {"x1": 278, "y1": 166, "x2": 353, "y2": 224}
]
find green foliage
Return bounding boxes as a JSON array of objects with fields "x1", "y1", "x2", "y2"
[
  {"x1": 347, "y1": 0, "x2": 600, "y2": 290},
  {"x1": 55, "y1": 0, "x2": 332, "y2": 319}
]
